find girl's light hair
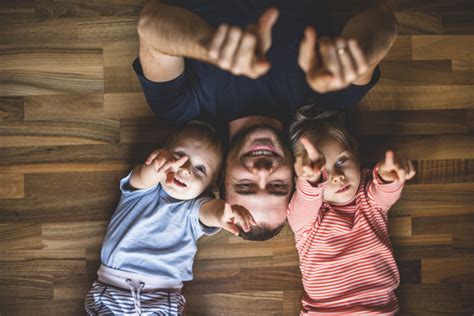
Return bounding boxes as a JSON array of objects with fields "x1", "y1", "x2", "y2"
[{"x1": 289, "y1": 105, "x2": 358, "y2": 157}]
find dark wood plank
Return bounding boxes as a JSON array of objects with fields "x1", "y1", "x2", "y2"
[
  {"x1": 0, "y1": 119, "x2": 120, "y2": 147},
  {"x1": 0, "y1": 96, "x2": 23, "y2": 121}
]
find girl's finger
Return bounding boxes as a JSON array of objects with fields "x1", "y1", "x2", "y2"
[
  {"x1": 300, "y1": 137, "x2": 319, "y2": 161},
  {"x1": 383, "y1": 150, "x2": 395, "y2": 170}
]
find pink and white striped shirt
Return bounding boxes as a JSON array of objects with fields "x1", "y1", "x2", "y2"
[{"x1": 287, "y1": 166, "x2": 403, "y2": 315}]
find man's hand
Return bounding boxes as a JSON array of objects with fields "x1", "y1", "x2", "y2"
[
  {"x1": 298, "y1": 27, "x2": 369, "y2": 93},
  {"x1": 219, "y1": 203, "x2": 256, "y2": 236},
  {"x1": 144, "y1": 149, "x2": 188, "y2": 183},
  {"x1": 378, "y1": 150, "x2": 416, "y2": 183},
  {"x1": 206, "y1": 8, "x2": 279, "y2": 79},
  {"x1": 294, "y1": 137, "x2": 326, "y2": 185}
]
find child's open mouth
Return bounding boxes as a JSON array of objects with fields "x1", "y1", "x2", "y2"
[
  {"x1": 173, "y1": 176, "x2": 187, "y2": 187},
  {"x1": 336, "y1": 184, "x2": 350, "y2": 193}
]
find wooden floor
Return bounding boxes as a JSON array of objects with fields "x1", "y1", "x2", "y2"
[{"x1": 0, "y1": 0, "x2": 473, "y2": 315}]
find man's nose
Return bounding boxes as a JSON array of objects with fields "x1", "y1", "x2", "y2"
[{"x1": 251, "y1": 159, "x2": 274, "y2": 189}]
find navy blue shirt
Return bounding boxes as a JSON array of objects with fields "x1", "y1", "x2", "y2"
[{"x1": 133, "y1": 0, "x2": 380, "y2": 135}]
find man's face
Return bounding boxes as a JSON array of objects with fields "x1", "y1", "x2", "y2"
[{"x1": 224, "y1": 126, "x2": 294, "y2": 229}]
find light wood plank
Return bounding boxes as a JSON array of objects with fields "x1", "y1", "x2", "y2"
[{"x1": 0, "y1": 173, "x2": 24, "y2": 198}]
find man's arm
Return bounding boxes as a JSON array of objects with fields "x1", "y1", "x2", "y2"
[
  {"x1": 298, "y1": 5, "x2": 398, "y2": 93},
  {"x1": 137, "y1": 0, "x2": 213, "y2": 82},
  {"x1": 137, "y1": 0, "x2": 279, "y2": 81}
]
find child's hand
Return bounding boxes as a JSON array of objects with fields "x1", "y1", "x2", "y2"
[
  {"x1": 144, "y1": 149, "x2": 188, "y2": 183},
  {"x1": 219, "y1": 203, "x2": 257, "y2": 236},
  {"x1": 294, "y1": 137, "x2": 326, "y2": 184},
  {"x1": 378, "y1": 150, "x2": 416, "y2": 183}
]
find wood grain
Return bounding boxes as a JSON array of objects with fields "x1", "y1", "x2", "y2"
[{"x1": 0, "y1": 0, "x2": 473, "y2": 315}]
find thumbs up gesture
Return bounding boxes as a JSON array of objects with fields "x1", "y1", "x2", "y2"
[
  {"x1": 207, "y1": 8, "x2": 279, "y2": 78},
  {"x1": 378, "y1": 150, "x2": 416, "y2": 183}
]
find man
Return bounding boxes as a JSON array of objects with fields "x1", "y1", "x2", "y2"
[{"x1": 134, "y1": 0, "x2": 398, "y2": 240}]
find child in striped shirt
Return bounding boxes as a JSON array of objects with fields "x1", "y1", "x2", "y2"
[{"x1": 287, "y1": 108, "x2": 415, "y2": 315}]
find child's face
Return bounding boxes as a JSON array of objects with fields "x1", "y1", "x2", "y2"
[
  {"x1": 161, "y1": 129, "x2": 222, "y2": 200},
  {"x1": 318, "y1": 137, "x2": 361, "y2": 205}
]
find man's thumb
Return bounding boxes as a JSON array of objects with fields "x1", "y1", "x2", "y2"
[{"x1": 258, "y1": 8, "x2": 279, "y2": 53}]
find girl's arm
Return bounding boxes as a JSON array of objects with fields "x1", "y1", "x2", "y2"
[
  {"x1": 288, "y1": 137, "x2": 326, "y2": 234},
  {"x1": 287, "y1": 177, "x2": 325, "y2": 235},
  {"x1": 367, "y1": 150, "x2": 415, "y2": 212}
]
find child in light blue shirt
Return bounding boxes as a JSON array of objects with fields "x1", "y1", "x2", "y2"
[{"x1": 85, "y1": 122, "x2": 255, "y2": 315}]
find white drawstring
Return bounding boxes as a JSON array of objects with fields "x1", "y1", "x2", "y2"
[{"x1": 126, "y1": 279, "x2": 145, "y2": 315}]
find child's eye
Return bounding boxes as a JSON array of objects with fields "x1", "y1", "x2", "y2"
[
  {"x1": 336, "y1": 157, "x2": 348, "y2": 166},
  {"x1": 196, "y1": 165, "x2": 207, "y2": 175},
  {"x1": 174, "y1": 151, "x2": 185, "y2": 158}
]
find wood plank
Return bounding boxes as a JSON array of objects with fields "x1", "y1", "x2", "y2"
[
  {"x1": 77, "y1": 16, "x2": 138, "y2": 42},
  {"x1": 240, "y1": 266, "x2": 302, "y2": 291},
  {"x1": 0, "y1": 223, "x2": 42, "y2": 250},
  {"x1": 0, "y1": 96, "x2": 23, "y2": 121},
  {"x1": 358, "y1": 84, "x2": 474, "y2": 111},
  {"x1": 398, "y1": 260, "x2": 421, "y2": 284},
  {"x1": 103, "y1": 41, "x2": 138, "y2": 67},
  {"x1": 0, "y1": 143, "x2": 156, "y2": 166},
  {"x1": 351, "y1": 109, "x2": 471, "y2": 135},
  {"x1": 415, "y1": 159, "x2": 474, "y2": 184},
  {"x1": 0, "y1": 249, "x2": 86, "y2": 261},
  {"x1": 104, "y1": 66, "x2": 142, "y2": 93},
  {"x1": 389, "y1": 216, "x2": 412, "y2": 237},
  {"x1": 184, "y1": 291, "x2": 284, "y2": 316},
  {"x1": 0, "y1": 119, "x2": 120, "y2": 147},
  {"x1": 42, "y1": 222, "x2": 107, "y2": 250},
  {"x1": 392, "y1": 234, "x2": 452, "y2": 247},
  {"x1": 0, "y1": 299, "x2": 85, "y2": 316},
  {"x1": 186, "y1": 269, "x2": 242, "y2": 294},
  {"x1": 422, "y1": 258, "x2": 474, "y2": 284},
  {"x1": 391, "y1": 183, "x2": 474, "y2": 217},
  {"x1": 0, "y1": 162, "x2": 131, "y2": 174},
  {"x1": 0, "y1": 19, "x2": 78, "y2": 45},
  {"x1": 379, "y1": 60, "x2": 460, "y2": 85},
  {"x1": 24, "y1": 94, "x2": 104, "y2": 120},
  {"x1": 359, "y1": 135, "x2": 474, "y2": 161},
  {"x1": 384, "y1": 35, "x2": 412, "y2": 61},
  {"x1": 34, "y1": 1, "x2": 141, "y2": 21},
  {"x1": 0, "y1": 173, "x2": 24, "y2": 198},
  {"x1": 452, "y1": 59, "x2": 474, "y2": 84},
  {"x1": 412, "y1": 35, "x2": 474, "y2": 60},
  {"x1": 196, "y1": 242, "x2": 274, "y2": 261},
  {"x1": 104, "y1": 92, "x2": 154, "y2": 119},
  {"x1": 120, "y1": 118, "x2": 171, "y2": 144},
  {"x1": 0, "y1": 46, "x2": 103, "y2": 96},
  {"x1": 395, "y1": 11, "x2": 442, "y2": 35},
  {"x1": 398, "y1": 284, "x2": 467, "y2": 314}
]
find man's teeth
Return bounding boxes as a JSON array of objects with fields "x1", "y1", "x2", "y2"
[{"x1": 248, "y1": 150, "x2": 275, "y2": 156}]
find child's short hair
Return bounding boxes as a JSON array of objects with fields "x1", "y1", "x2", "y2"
[{"x1": 289, "y1": 105, "x2": 358, "y2": 156}]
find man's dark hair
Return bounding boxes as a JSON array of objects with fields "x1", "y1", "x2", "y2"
[{"x1": 238, "y1": 224, "x2": 284, "y2": 241}]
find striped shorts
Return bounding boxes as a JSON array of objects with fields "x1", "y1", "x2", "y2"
[{"x1": 85, "y1": 281, "x2": 185, "y2": 315}]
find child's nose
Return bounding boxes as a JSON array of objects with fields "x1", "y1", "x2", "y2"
[{"x1": 331, "y1": 173, "x2": 345, "y2": 183}]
